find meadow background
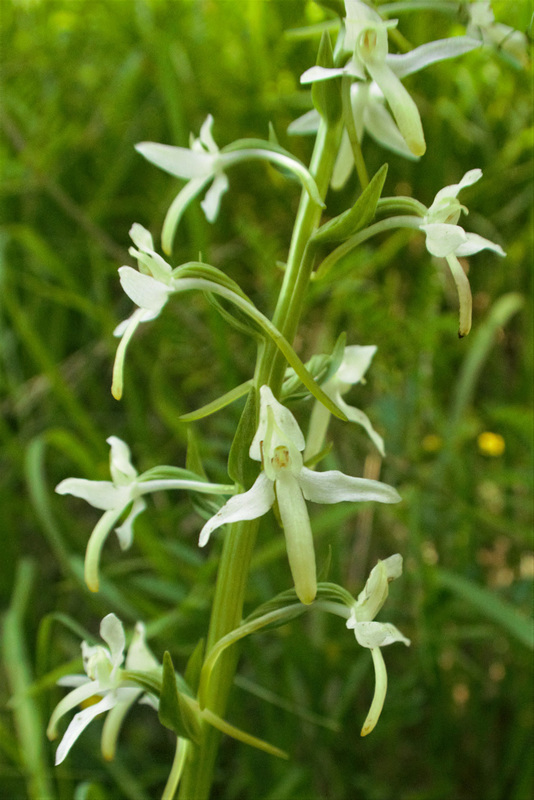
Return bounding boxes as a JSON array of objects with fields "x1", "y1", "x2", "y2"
[{"x1": 1, "y1": 1, "x2": 532, "y2": 798}]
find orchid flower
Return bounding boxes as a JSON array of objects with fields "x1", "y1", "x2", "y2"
[
  {"x1": 47, "y1": 614, "x2": 159, "y2": 764},
  {"x1": 304, "y1": 345, "x2": 385, "y2": 461},
  {"x1": 112, "y1": 223, "x2": 176, "y2": 399},
  {"x1": 56, "y1": 436, "x2": 234, "y2": 591},
  {"x1": 199, "y1": 386, "x2": 401, "y2": 605},
  {"x1": 136, "y1": 114, "x2": 324, "y2": 254},
  {"x1": 346, "y1": 554, "x2": 410, "y2": 735},
  {"x1": 467, "y1": 1, "x2": 529, "y2": 63},
  {"x1": 418, "y1": 168, "x2": 505, "y2": 336},
  {"x1": 300, "y1": 0, "x2": 480, "y2": 157}
]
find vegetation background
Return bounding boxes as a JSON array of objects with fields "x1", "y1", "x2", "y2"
[{"x1": 1, "y1": 1, "x2": 532, "y2": 799}]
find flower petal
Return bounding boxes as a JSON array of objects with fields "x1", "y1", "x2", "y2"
[
  {"x1": 201, "y1": 172, "x2": 229, "y2": 222},
  {"x1": 47, "y1": 680, "x2": 105, "y2": 741},
  {"x1": 250, "y1": 386, "x2": 306, "y2": 462},
  {"x1": 365, "y1": 60, "x2": 425, "y2": 156},
  {"x1": 276, "y1": 471, "x2": 317, "y2": 605},
  {"x1": 364, "y1": 99, "x2": 418, "y2": 160},
  {"x1": 135, "y1": 142, "x2": 214, "y2": 179},
  {"x1": 421, "y1": 222, "x2": 468, "y2": 257},
  {"x1": 299, "y1": 468, "x2": 401, "y2": 505},
  {"x1": 349, "y1": 555, "x2": 403, "y2": 622},
  {"x1": 114, "y1": 497, "x2": 147, "y2": 550},
  {"x1": 199, "y1": 114, "x2": 218, "y2": 154},
  {"x1": 331, "y1": 129, "x2": 355, "y2": 191},
  {"x1": 129, "y1": 223, "x2": 154, "y2": 252},
  {"x1": 54, "y1": 693, "x2": 117, "y2": 765},
  {"x1": 431, "y1": 168, "x2": 482, "y2": 207},
  {"x1": 454, "y1": 232, "x2": 505, "y2": 257},
  {"x1": 336, "y1": 397, "x2": 385, "y2": 456},
  {"x1": 336, "y1": 345, "x2": 377, "y2": 386},
  {"x1": 353, "y1": 620, "x2": 410, "y2": 648},
  {"x1": 99, "y1": 614, "x2": 126, "y2": 672},
  {"x1": 198, "y1": 472, "x2": 275, "y2": 547},
  {"x1": 125, "y1": 622, "x2": 159, "y2": 671},
  {"x1": 107, "y1": 436, "x2": 137, "y2": 484},
  {"x1": 387, "y1": 36, "x2": 481, "y2": 79},
  {"x1": 287, "y1": 109, "x2": 321, "y2": 136},
  {"x1": 55, "y1": 478, "x2": 123, "y2": 511},
  {"x1": 300, "y1": 65, "x2": 347, "y2": 84},
  {"x1": 118, "y1": 266, "x2": 172, "y2": 313}
]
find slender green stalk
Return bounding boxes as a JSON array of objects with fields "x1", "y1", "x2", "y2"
[
  {"x1": 177, "y1": 117, "x2": 342, "y2": 800},
  {"x1": 257, "y1": 117, "x2": 343, "y2": 394}
]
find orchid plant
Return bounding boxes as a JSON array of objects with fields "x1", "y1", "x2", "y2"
[{"x1": 48, "y1": 1, "x2": 512, "y2": 798}]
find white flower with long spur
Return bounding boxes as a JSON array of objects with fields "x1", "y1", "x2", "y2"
[
  {"x1": 346, "y1": 554, "x2": 410, "y2": 735},
  {"x1": 47, "y1": 614, "x2": 159, "y2": 764},
  {"x1": 467, "y1": 1, "x2": 529, "y2": 63},
  {"x1": 300, "y1": 0, "x2": 480, "y2": 157},
  {"x1": 56, "y1": 436, "x2": 234, "y2": 591},
  {"x1": 304, "y1": 345, "x2": 385, "y2": 462},
  {"x1": 419, "y1": 168, "x2": 505, "y2": 336},
  {"x1": 199, "y1": 386, "x2": 401, "y2": 605},
  {"x1": 136, "y1": 114, "x2": 324, "y2": 254},
  {"x1": 112, "y1": 223, "x2": 175, "y2": 399}
]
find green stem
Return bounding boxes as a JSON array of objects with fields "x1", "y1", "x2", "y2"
[
  {"x1": 257, "y1": 117, "x2": 342, "y2": 394},
  {"x1": 178, "y1": 117, "x2": 342, "y2": 800}
]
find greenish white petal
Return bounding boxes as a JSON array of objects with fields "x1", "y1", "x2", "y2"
[
  {"x1": 198, "y1": 472, "x2": 275, "y2": 547},
  {"x1": 299, "y1": 468, "x2": 401, "y2": 505}
]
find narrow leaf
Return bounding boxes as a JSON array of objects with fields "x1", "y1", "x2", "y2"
[
  {"x1": 228, "y1": 388, "x2": 258, "y2": 487},
  {"x1": 436, "y1": 569, "x2": 534, "y2": 649},
  {"x1": 312, "y1": 163, "x2": 388, "y2": 244},
  {"x1": 180, "y1": 380, "x2": 253, "y2": 422},
  {"x1": 158, "y1": 652, "x2": 200, "y2": 741}
]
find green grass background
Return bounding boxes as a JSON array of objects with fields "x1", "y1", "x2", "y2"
[{"x1": 1, "y1": 1, "x2": 532, "y2": 798}]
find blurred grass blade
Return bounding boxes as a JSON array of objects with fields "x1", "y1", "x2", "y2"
[
  {"x1": 450, "y1": 293, "x2": 524, "y2": 428},
  {"x1": 435, "y1": 568, "x2": 533, "y2": 649},
  {"x1": 2, "y1": 560, "x2": 56, "y2": 800}
]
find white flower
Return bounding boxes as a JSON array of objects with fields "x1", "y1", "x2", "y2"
[
  {"x1": 112, "y1": 224, "x2": 175, "y2": 399},
  {"x1": 300, "y1": 0, "x2": 480, "y2": 157},
  {"x1": 47, "y1": 614, "x2": 159, "y2": 764},
  {"x1": 467, "y1": 1, "x2": 529, "y2": 63},
  {"x1": 419, "y1": 168, "x2": 505, "y2": 336},
  {"x1": 136, "y1": 115, "x2": 229, "y2": 254},
  {"x1": 136, "y1": 114, "x2": 324, "y2": 254},
  {"x1": 304, "y1": 345, "x2": 385, "y2": 461},
  {"x1": 346, "y1": 555, "x2": 410, "y2": 735},
  {"x1": 56, "y1": 436, "x2": 234, "y2": 591},
  {"x1": 199, "y1": 386, "x2": 401, "y2": 605}
]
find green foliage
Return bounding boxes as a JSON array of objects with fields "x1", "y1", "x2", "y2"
[{"x1": 0, "y1": 1, "x2": 532, "y2": 799}]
